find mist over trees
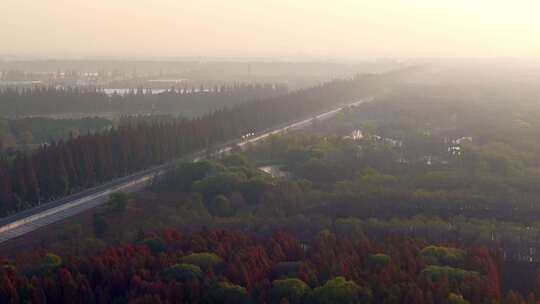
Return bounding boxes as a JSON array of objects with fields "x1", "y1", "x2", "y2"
[
  {"x1": 4, "y1": 65, "x2": 540, "y2": 302},
  {"x1": 0, "y1": 71, "x2": 400, "y2": 215},
  {"x1": 0, "y1": 83, "x2": 287, "y2": 117},
  {"x1": 3, "y1": 0, "x2": 540, "y2": 302}
]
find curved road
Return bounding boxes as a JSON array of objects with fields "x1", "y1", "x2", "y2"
[{"x1": 0, "y1": 99, "x2": 367, "y2": 245}]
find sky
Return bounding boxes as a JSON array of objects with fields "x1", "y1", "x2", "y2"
[{"x1": 2, "y1": 0, "x2": 540, "y2": 60}]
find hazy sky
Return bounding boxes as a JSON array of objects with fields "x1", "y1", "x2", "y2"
[{"x1": 2, "y1": 0, "x2": 540, "y2": 59}]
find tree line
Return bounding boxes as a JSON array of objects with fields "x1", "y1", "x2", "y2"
[{"x1": 0, "y1": 83, "x2": 287, "y2": 117}]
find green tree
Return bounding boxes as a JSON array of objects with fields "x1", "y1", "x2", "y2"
[
  {"x1": 334, "y1": 218, "x2": 366, "y2": 242},
  {"x1": 142, "y1": 237, "x2": 166, "y2": 253},
  {"x1": 182, "y1": 252, "x2": 222, "y2": 270},
  {"x1": 420, "y1": 246, "x2": 466, "y2": 266},
  {"x1": 207, "y1": 195, "x2": 233, "y2": 217},
  {"x1": 38, "y1": 253, "x2": 62, "y2": 274},
  {"x1": 163, "y1": 263, "x2": 203, "y2": 282},
  {"x1": 107, "y1": 192, "x2": 129, "y2": 213},
  {"x1": 193, "y1": 172, "x2": 245, "y2": 198},
  {"x1": 221, "y1": 153, "x2": 250, "y2": 168},
  {"x1": 306, "y1": 277, "x2": 372, "y2": 304},
  {"x1": 270, "y1": 278, "x2": 310, "y2": 304},
  {"x1": 445, "y1": 293, "x2": 470, "y2": 304},
  {"x1": 92, "y1": 213, "x2": 108, "y2": 237},
  {"x1": 185, "y1": 193, "x2": 208, "y2": 216},
  {"x1": 205, "y1": 282, "x2": 249, "y2": 304},
  {"x1": 421, "y1": 266, "x2": 477, "y2": 284},
  {"x1": 368, "y1": 254, "x2": 390, "y2": 272},
  {"x1": 241, "y1": 176, "x2": 272, "y2": 205},
  {"x1": 172, "y1": 161, "x2": 225, "y2": 191}
]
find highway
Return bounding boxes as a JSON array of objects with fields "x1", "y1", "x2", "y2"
[{"x1": 0, "y1": 99, "x2": 367, "y2": 245}]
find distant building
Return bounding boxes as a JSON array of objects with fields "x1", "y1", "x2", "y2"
[
  {"x1": 452, "y1": 136, "x2": 472, "y2": 145},
  {"x1": 371, "y1": 134, "x2": 402, "y2": 147},
  {"x1": 344, "y1": 129, "x2": 364, "y2": 140},
  {"x1": 448, "y1": 136, "x2": 472, "y2": 156}
]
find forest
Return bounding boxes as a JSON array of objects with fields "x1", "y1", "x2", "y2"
[
  {"x1": 0, "y1": 71, "x2": 399, "y2": 215},
  {"x1": 0, "y1": 229, "x2": 502, "y2": 304},
  {"x1": 2, "y1": 78, "x2": 540, "y2": 302},
  {"x1": 0, "y1": 151, "x2": 533, "y2": 304},
  {"x1": 4, "y1": 68, "x2": 540, "y2": 303}
]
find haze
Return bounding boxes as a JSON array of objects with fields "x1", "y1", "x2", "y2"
[{"x1": 3, "y1": 0, "x2": 540, "y2": 59}]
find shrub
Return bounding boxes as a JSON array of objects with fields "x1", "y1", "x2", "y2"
[
  {"x1": 163, "y1": 263, "x2": 203, "y2": 282},
  {"x1": 182, "y1": 252, "x2": 222, "y2": 270},
  {"x1": 420, "y1": 246, "x2": 466, "y2": 266},
  {"x1": 270, "y1": 278, "x2": 310, "y2": 304},
  {"x1": 306, "y1": 277, "x2": 372, "y2": 304}
]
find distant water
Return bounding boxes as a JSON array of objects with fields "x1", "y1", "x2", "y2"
[{"x1": 103, "y1": 88, "x2": 167, "y2": 96}]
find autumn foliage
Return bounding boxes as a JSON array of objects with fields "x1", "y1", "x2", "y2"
[{"x1": 0, "y1": 229, "x2": 503, "y2": 303}]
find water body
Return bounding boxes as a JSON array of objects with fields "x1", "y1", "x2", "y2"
[{"x1": 103, "y1": 88, "x2": 167, "y2": 96}]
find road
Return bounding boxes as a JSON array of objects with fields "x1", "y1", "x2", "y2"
[{"x1": 0, "y1": 99, "x2": 367, "y2": 245}]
